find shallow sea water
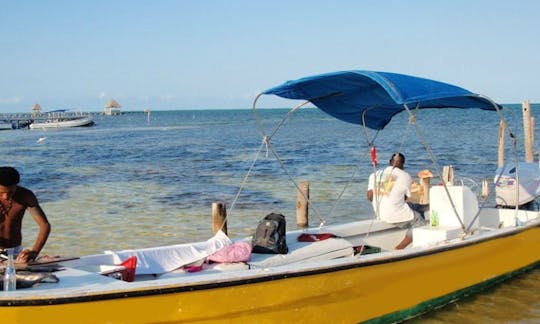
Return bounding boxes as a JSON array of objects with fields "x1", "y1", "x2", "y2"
[{"x1": 1, "y1": 106, "x2": 538, "y2": 322}]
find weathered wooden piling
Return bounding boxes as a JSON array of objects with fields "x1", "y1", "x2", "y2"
[
  {"x1": 419, "y1": 177, "x2": 431, "y2": 205},
  {"x1": 211, "y1": 202, "x2": 228, "y2": 235},
  {"x1": 442, "y1": 166, "x2": 454, "y2": 185},
  {"x1": 523, "y1": 100, "x2": 534, "y2": 163},
  {"x1": 144, "y1": 108, "x2": 151, "y2": 124},
  {"x1": 498, "y1": 120, "x2": 506, "y2": 167},
  {"x1": 481, "y1": 179, "x2": 489, "y2": 199},
  {"x1": 296, "y1": 181, "x2": 309, "y2": 228}
]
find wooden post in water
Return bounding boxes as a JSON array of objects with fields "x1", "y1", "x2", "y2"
[
  {"x1": 523, "y1": 100, "x2": 534, "y2": 163},
  {"x1": 212, "y1": 202, "x2": 228, "y2": 235},
  {"x1": 419, "y1": 177, "x2": 431, "y2": 205},
  {"x1": 144, "y1": 108, "x2": 151, "y2": 125},
  {"x1": 532, "y1": 116, "x2": 535, "y2": 158},
  {"x1": 442, "y1": 166, "x2": 454, "y2": 185},
  {"x1": 296, "y1": 181, "x2": 309, "y2": 228},
  {"x1": 481, "y1": 179, "x2": 489, "y2": 200},
  {"x1": 498, "y1": 120, "x2": 506, "y2": 167},
  {"x1": 416, "y1": 170, "x2": 433, "y2": 205}
]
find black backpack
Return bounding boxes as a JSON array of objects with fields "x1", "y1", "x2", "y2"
[{"x1": 252, "y1": 213, "x2": 288, "y2": 254}]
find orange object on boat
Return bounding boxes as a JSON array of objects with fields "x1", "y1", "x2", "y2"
[{"x1": 417, "y1": 169, "x2": 433, "y2": 179}]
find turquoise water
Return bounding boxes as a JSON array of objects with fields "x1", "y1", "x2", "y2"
[{"x1": 0, "y1": 105, "x2": 538, "y2": 321}]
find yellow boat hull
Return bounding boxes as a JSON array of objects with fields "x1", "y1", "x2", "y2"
[{"x1": 2, "y1": 226, "x2": 539, "y2": 324}]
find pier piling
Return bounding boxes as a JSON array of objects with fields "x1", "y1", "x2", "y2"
[
  {"x1": 296, "y1": 181, "x2": 309, "y2": 228},
  {"x1": 523, "y1": 100, "x2": 534, "y2": 163},
  {"x1": 211, "y1": 202, "x2": 228, "y2": 235}
]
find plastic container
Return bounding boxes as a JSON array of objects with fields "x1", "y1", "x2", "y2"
[
  {"x1": 430, "y1": 210, "x2": 439, "y2": 227},
  {"x1": 3, "y1": 249, "x2": 17, "y2": 291}
]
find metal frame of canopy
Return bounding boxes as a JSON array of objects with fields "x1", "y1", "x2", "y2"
[{"x1": 246, "y1": 70, "x2": 519, "y2": 237}]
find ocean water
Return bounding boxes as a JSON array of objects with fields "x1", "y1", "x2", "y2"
[{"x1": 1, "y1": 105, "x2": 539, "y2": 321}]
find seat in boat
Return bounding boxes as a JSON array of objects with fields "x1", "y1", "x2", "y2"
[{"x1": 248, "y1": 231, "x2": 354, "y2": 269}]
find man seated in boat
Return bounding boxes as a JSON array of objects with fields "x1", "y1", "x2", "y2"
[
  {"x1": 0, "y1": 166, "x2": 51, "y2": 263},
  {"x1": 366, "y1": 153, "x2": 424, "y2": 249}
]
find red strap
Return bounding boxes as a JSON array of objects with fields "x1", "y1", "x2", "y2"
[
  {"x1": 119, "y1": 256, "x2": 137, "y2": 282},
  {"x1": 298, "y1": 233, "x2": 336, "y2": 242},
  {"x1": 370, "y1": 146, "x2": 378, "y2": 167}
]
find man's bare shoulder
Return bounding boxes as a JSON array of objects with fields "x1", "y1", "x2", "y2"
[{"x1": 14, "y1": 186, "x2": 38, "y2": 206}]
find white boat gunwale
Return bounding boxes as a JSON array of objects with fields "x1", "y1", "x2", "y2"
[{"x1": 2, "y1": 216, "x2": 538, "y2": 307}]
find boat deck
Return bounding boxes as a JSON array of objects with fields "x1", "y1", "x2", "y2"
[{"x1": 2, "y1": 211, "x2": 538, "y2": 302}]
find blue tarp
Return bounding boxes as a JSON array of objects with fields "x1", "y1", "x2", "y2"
[{"x1": 262, "y1": 71, "x2": 498, "y2": 130}]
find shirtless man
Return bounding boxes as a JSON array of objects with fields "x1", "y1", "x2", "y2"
[{"x1": 0, "y1": 167, "x2": 51, "y2": 263}]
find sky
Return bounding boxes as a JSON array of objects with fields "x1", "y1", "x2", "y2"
[{"x1": 1, "y1": 0, "x2": 540, "y2": 113}]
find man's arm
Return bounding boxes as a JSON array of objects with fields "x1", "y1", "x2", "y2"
[
  {"x1": 17, "y1": 191, "x2": 51, "y2": 263},
  {"x1": 27, "y1": 204, "x2": 51, "y2": 254},
  {"x1": 366, "y1": 189, "x2": 373, "y2": 202},
  {"x1": 366, "y1": 173, "x2": 375, "y2": 202}
]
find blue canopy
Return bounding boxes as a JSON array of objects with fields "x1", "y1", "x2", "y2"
[{"x1": 262, "y1": 71, "x2": 498, "y2": 130}]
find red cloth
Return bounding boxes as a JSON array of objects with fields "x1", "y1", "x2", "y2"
[
  {"x1": 297, "y1": 233, "x2": 336, "y2": 242},
  {"x1": 119, "y1": 256, "x2": 137, "y2": 282}
]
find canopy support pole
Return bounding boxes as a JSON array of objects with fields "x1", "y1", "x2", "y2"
[
  {"x1": 250, "y1": 94, "x2": 328, "y2": 226},
  {"x1": 402, "y1": 103, "x2": 467, "y2": 232}
]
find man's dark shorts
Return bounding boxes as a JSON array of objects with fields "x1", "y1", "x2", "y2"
[{"x1": 393, "y1": 211, "x2": 426, "y2": 237}]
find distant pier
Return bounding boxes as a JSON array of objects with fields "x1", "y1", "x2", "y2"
[{"x1": 0, "y1": 113, "x2": 35, "y2": 129}]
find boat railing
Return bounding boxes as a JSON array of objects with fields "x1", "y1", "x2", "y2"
[{"x1": 31, "y1": 110, "x2": 91, "y2": 121}]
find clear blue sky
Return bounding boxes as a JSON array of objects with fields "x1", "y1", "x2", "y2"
[{"x1": 1, "y1": 0, "x2": 539, "y2": 113}]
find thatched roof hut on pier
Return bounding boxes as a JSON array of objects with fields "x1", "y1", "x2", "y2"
[
  {"x1": 31, "y1": 103, "x2": 42, "y2": 115},
  {"x1": 104, "y1": 99, "x2": 121, "y2": 115}
]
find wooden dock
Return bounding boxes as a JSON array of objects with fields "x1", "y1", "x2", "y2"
[{"x1": 0, "y1": 113, "x2": 35, "y2": 129}]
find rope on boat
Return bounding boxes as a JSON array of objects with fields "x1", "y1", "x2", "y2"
[
  {"x1": 254, "y1": 98, "x2": 328, "y2": 226},
  {"x1": 360, "y1": 109, "x2": 386, "y2": 241},
  {"x1": 235, "y1": 91, "x2": 524, "y2": 240},
  {"x1": 463, "y1": 98, "x2": 525, "y2": 232},
  {"x1": 266, "y1": 138, "x2": 327, "y2": 226},
  {"x1": 465, "y1": 176, "x2": 499, "y2": 233},
  {"x1": 324, "y1": 149, "x2": 372, "y2": 227},
  {"x1": 478, "y1": 94, "x2": 523, "y2": 226},
  {"x1": 227, "y1": 139, "x2": 268, "y2": 217},
  {"x1": 402, "y1": 103, "x2": 467, "y2": 232},
  {"x1": 227, "y1": 96, "x2": 330, "y2": 227},
  {"x1": 360, "y1": 106, "x2": 413, "y2": 219}
]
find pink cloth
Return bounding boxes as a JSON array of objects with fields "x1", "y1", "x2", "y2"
[{"x1": 207, "y1": 241, "x2": 252, "y2": 263}]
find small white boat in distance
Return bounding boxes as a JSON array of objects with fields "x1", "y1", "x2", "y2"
[
  {"x1": 29, "y1": 116, "x2": 94, "y2": 129},
  {"x1": 0, "y1": 122, "x2": 13, "y2": 130},
  {"x1": 29, "y1": 110, "x2": 94, "y2": 129}
]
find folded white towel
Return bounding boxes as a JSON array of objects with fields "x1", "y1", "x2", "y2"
[{"x1": 106, "y1": 230, "x2": 232, "y2": 275}]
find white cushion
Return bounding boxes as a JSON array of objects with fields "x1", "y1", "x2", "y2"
[{"x1": 248, "y1": 232, "x2": 353, "y2": 268}]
